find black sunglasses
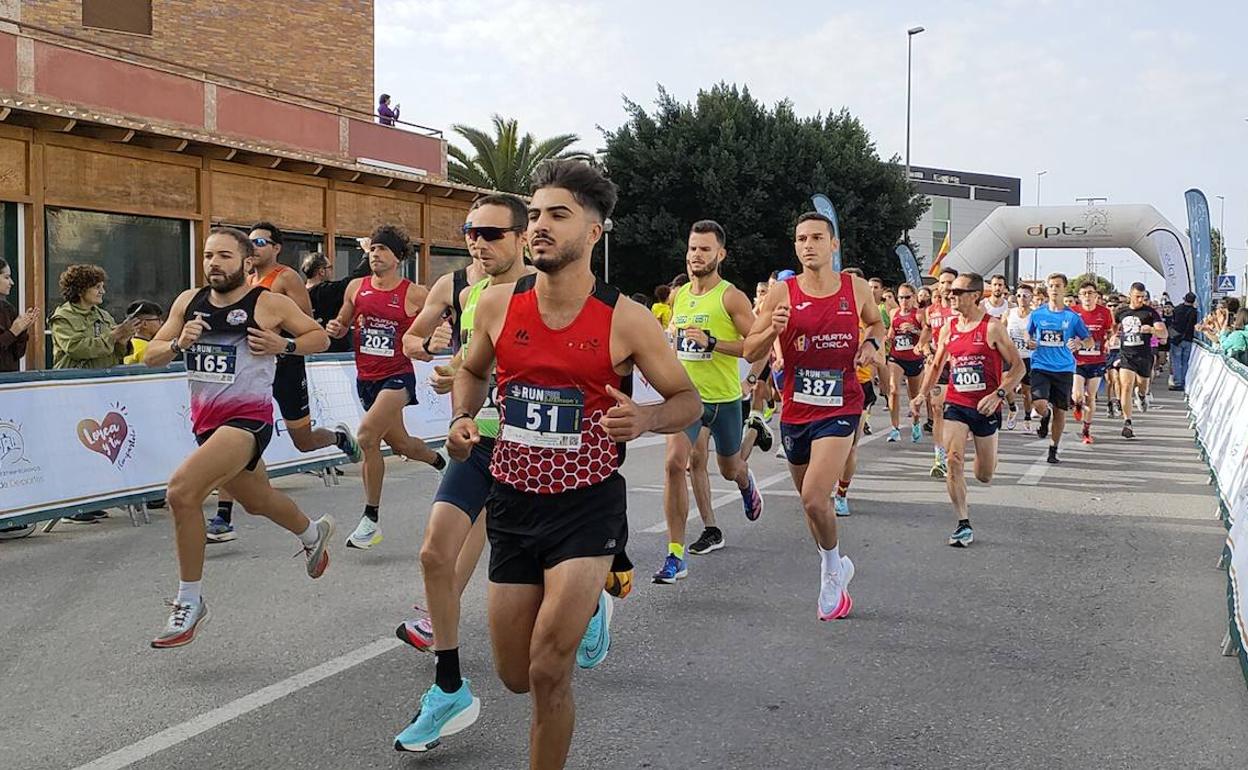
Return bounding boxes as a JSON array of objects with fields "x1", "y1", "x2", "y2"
[
  {"x1": 949, "y1": 288, "x2": 977, "y2": 296},
  {"x1": 897, "y1": 294, "x2": 915, "y2": 299},
  {"x1": 251, "y1": 237, "x2": 277, "y2": 247},
  {"x1": 462, "y1": 224, "x2": 523, "y2": 242}
]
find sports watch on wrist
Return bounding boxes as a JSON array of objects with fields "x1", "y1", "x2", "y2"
[
  {"x1": 995, "y1": 388, "x2": 1007, "y2": 399},
  {"x1": 284, "y1": 339, "x2": 297, "y2": 355}
]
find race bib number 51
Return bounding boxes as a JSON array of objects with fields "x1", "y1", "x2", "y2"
[
  {"x1": 793, "y1": 368, "x2": 844, "y2": 407},
  {"x1": 502, "y1": 383, "x2": 585, "y2": 449}
]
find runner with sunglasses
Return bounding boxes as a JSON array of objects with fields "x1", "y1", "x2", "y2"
[
  {"x1": 1004, "y1": 284, "x2": 1035, "y2": 430},
  {"x1": 1072, "y1": 282, "x2": 1115, "y2": 443},
  {"x1": 913, "y1": 272, "x2": 1024, "y2": 547},
  {"x1": 327, "y1": 225, "x2": 447, "y2": 550},
  {"x1": 885, "y1": 283, "x2": 926, "y2": 443},
  {"x1": 207, "y1": 222, "x2": 361, "y2": 543},
  {"x1": 1105, "y1": 295, "x2": 1123, "y2": 416}
]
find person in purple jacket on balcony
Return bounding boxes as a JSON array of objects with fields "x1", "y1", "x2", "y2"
[{"x1": 377, "y1": 93, "x2": 401, "y2": 126}]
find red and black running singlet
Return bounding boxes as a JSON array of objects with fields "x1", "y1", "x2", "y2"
[
  {"x1": 777, "y1": 274, "x2": 864, "y2": 424},
  {"x1": 491, "y1": 274, "x2": 630, "y2": 494},
  {"x1": 890, "y1": 308, "x2": 925, "y2": 361},
  {"x1": 1075, "y1": 304, "x2": 1114, "y2": 366},
  {"x1": 943, "y1": 317, "x2": 1003, "y2": 409},
  {"x1": 352, "y1": 276, "x2": 417, "y2": 381}
]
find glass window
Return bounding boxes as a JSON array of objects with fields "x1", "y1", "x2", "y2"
[
  {"x1": 279, "y1": 232, "x2": 323, "y2": 272},
  {"x1": 428, "y1": 246, "x2": 471, "y2": 285},
  {"x1": 334, "y1": 236, "x2": 366, "y2": 280},
  {"x1": 1, "y1": 203, "x2": 17, "y2": 305},
  {"x1": 45, "y1": 208, "x2": 190, "y2": 322},
  {"x1": 932, "y1": 197, "x2": 951, "y2": 221},
  {"x1": 82, "y1": 0, "x2": 153, "y2": 35}
]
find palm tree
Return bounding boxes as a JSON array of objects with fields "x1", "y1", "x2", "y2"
[{"x1": 448, "y1": 115, "x2": 591, "y2": 193}]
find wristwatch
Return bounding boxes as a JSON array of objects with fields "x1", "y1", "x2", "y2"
[
  {"x1": 995, "y1": 388, "x2": 1007, "y2": 399},
  {"x1": 705, "y1": 333, "x2": 718, "y2": 353},
  {"x1": 169, "y1": 340, "x2": 183, "y2": 356},
  {"x1": 284, "y1": 339, "x2": 297, "y2": 355},
  {"x1": 746, "y1": 374, "x2": 759, "y2": 384},
  {"x1": 866, "y1": 337, "x2": 881, "y2": 350},
  {"x1": 448, "y1": 413, "x2": 474, "y2": 430}
]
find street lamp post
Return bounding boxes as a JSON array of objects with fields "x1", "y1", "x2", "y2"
[
  {"x1": 1217, "y1": 194, "x2": 1226, "y2": 277},
  {"x1": 603, "y1": 217, "x2": 614, "y2": 283},
  {"x1": 1032, "y1": 170, "x2": 1047, "y2": 282},
  {"x1": 903, "y1": 26, "x2": 924, "y2": 245}
]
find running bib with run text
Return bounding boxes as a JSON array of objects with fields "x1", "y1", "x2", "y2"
[
  {"x1": 951, "y1": 362, "x2": 986, "y2": 393},
  {"x1": 1039, "y1": 329, "x2": 1064, "y2": 347},
  {"x1": 793, "y1": 367, "x2": 844, "y2": 407},
  {"x1": 502, "y1": 383, "x2": 584, "y2": 449},
  {"x1": 359, "y1": 324, "x2": 397, "y2": 357},
  {"x1": 675, "y1": 328, "x2": 712, "y2": 361},
  {"x1": 184, "y1": 343, "x2": 237, "y2": 383}
]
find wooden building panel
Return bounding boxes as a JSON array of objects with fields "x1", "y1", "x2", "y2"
[
  {"x1": 212, "y1": 171, "x2": 325, "y2": 231},
  {"x1": 44, "y1": 144, "x2": 199, "y2": 214},
  {"x1": 0, "y1": 137, "x2": 28, "y2": 199},
  {"x1": 428, "y1": 203, "x2": 471, "y2": 244},
  {"x1": 334, "y1": 189, "x2": 422, "y2": 238}
]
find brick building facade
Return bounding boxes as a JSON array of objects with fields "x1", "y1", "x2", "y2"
[{"x1": 13, "y1": 0, "x2": 375, "y2": 114}]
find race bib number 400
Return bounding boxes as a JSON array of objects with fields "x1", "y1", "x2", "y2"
[
  {"x1": 185, "y1": 343, "x2": 237, "y2": 383},
  {"x1": 360, "y1": 324, "x2": 397, "y2": 357},
  {"x1": 1039, "y1": 328, "x2": 1064, "y2": 347},
  {"x1": 675, "y1": 328, "x2": 712, "y2": 361},
  {"x1": 793, "y1": 367, "x2": 844, "y2": 407},
  {"x1": 502, "y1": 383, "x2": 585, "y2": 449},
  {"x1": 951, "y1": 362, "x2": 986, "y2": 393}
]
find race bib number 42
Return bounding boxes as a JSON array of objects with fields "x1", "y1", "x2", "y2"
[
  {"x1": 502, "y1": 383, "x2": 585, "y2": 449},
  {"x1": 360, "y1": 324, "x2": 397, "y2": 357},
  {"x1": 185, "y1": 343, "x2": 237, "y2": 383},
  {"x1": 793, "y1": 367, "x2": 844, "y2": 407},
  {"x1": 675, "y1": 328, "x2": 712, "y2": 361}
]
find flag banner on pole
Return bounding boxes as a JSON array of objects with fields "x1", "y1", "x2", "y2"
[
  {"x1": 811, "y1": 193, "x2": 843, "y2": 272},
  {"x1": 1185, "y1": 188, "x2": 1214, "y2": 317},
  {"x1": 1148, "y1": 228, "x2": 1191, "y2": 304},
  {"x1": 929, "y1": 229, "x2": 951, "y2": 277},
  {"x1": 895, "y1": 244, "x2": 922, "y2": 286}
]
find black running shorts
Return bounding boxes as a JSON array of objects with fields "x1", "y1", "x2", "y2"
[
  {"x1": 195, "y1": 418, "x2": 274, "y2": 472},
  {"x1": 273, "y1": 355, "x2": 311, "y2": 425},
  {"x1": 1030, "y1": 369, "x2": 1073, "y2": 411}
]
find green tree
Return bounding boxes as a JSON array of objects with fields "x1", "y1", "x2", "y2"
[
  {"x1": 448, "y1": 115, "x2": 591, "y2": 193},
  {"x1": 1212, "y1": 227, "x2": 1227, "y2": 277},
  {"x1": 1071, "y1": 272, "x2": 1117, "y2": 297},
  {"x1": 600, "y1": 84, "x2": 927, "y2": 293}
]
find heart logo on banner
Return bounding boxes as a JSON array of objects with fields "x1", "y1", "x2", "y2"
[{"x1": 77, "y1": 412, "x2": 129, "y2": 464}]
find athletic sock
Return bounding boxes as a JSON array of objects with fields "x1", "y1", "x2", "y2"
[
  {"x1": 836, "y1": 479, "x2": 850, "y2": 497},
  {"x1": 297, "y1": 520, "x2": 320, "y2": 547},
  {"x1": 434, "y1": 648, "x2": 463, "y2": 693},
  {"x1": 430, "y1": 453, "x2": 447, "y2": 471},
  {"x1": 820, "y1": 545, "x2": 841, "y2": 576},
  {"x1": 364, "y1": 504, "x2": 379, "y2": 523},
  {"x1": 334, "y1": 431, "x2": 352, "y2": 453},
  {"x1": 749, "y1": 409, "x2": 764, "y2": 422},
  {"x1": 668, "y1": 542, "x2": 685, "y2": 560},
  {"x1": 216, "y1": 500, "x2": 234, "y2": 524},
  {"x1": 958, "y1": 518, "x2": 970, "y2": 529},
  {"x1": 176, "y1": 580, "x2": 202, "y2": 607}
]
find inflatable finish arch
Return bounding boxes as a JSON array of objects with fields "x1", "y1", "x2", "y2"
[{"x1": 941, "y1": 204, "x2": 1194, "y2": 298}]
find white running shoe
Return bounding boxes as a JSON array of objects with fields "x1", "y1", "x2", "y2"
[
  {"x1": 346, "y1": 515, "x2": 382, "y2": 549},
  {"x1": 817, "y1": 556, "x2": 854, "y2": 621}
]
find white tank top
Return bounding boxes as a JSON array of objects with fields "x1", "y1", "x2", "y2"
[
  {"x1": 981, "y1": 298, "x2": 1010, "y2": 321},
  {"x1": 1006, "y1": 307, "x2": 1032, "y2": 359}
]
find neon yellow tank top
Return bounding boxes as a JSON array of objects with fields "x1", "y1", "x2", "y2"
[
  {"x1": 460, "y1": 278, "x2": 499, "y2": 438},
  {"x1": 671, "y1": 280, "x2": 742, "y2": 403}
]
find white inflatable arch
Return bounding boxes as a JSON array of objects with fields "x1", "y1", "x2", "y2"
[{"x1": 942, "y1": 204, "x2": 1193, "y2": 298}]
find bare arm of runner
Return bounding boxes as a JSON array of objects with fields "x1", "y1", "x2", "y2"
[{"x1": 744, "y1": 280, "x2": 790, "y2": 362}]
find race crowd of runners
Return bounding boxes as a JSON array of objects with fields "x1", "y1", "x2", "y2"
[{"x1": 127, "y1": 159, "x2": 1180, "y2": 769}]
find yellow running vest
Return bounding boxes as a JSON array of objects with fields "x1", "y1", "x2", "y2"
[{"x1": 671, "y1": 280, "x2": 742, "y2": 403}]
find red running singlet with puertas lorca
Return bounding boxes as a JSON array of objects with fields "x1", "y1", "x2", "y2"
[
  {"x1": 942, "y1": 317, "x2": 1003, "y2": 409},
  {"x1": 491, "y1": 275, "x2": 631, "y2": 494},
  {"x1": 352, "y1": 276, "x2": 417, "y2": 381},
  {"x1": 777, "y1": 274, "x2": 865, "y2": 424}
]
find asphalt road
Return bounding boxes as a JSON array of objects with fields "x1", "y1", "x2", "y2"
[{"x1": 2, "y1": 387, "x2": 1245, "y2": 770}]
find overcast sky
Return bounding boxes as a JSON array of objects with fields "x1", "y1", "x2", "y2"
[{"x1": 376, "y1": 0, "x2": 1248, "y2": 294}]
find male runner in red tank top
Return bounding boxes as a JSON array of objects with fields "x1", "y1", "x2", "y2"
[
  {"x1": 744, "y1": 211, "x2": 885, "y2": 622},
  {"x1": 208, "y1": 222, "x2": 361, "y2": 543},
  {"x1": 448, "y1": 160, "x2": 699, "y2": 769},
  {"x1": 914, "y1": 272, "x2": 1024, "y2": 547},
  {"x1": 917, "y1": 267, "x2": 959, "y2": 477},
  {"x1": 328, "y1": 225, "x2": 446, "y2": 550}
]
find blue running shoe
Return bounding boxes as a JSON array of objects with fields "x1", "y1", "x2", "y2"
[
  {"x1": 652, "y1": 554, "x2": 688, "y2": 584},
  {"x1": 742, "y1": 469, "x2": 764, "y2": 521},
  {"x1": 911, "y1": 423, "x2": 922, "y2": 443},
  {"x1": 394, "y1": 680, "x2": 481, "y2": 752},
  {"x1": 577, "y1": 591, "x2": 613, "y2": 669},
  {"x1": 205, "y1": 516, "x2": 236, "y2": 543},
  {"x1": 833, "y1": 495, "x2": 850, "y2": 517},
  {"x1": 887, "y1": 427, "x2": 901, "y2": 442}
]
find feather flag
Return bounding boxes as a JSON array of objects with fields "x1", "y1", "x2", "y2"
[{"x1": 928, "y1": 229, "x2": 951, "y2": 277}]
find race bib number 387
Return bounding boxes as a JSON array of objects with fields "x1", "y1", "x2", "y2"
[
  {"x1": 185, "y1": 343, "x2": 237, "y2": 383},
  {"x1": 793, "y1": 368, "x2": 844, "y2": 407},
  {"x1": 502, "y1": 383, "x2": 585, "y2": 449}
]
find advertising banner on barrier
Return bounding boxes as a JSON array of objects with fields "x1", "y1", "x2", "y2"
[{"x1": 1, "y1": 356, "x2": 672, "y2": 522}]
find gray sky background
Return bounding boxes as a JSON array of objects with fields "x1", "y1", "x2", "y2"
[{"x1": 377, "y1": 0, "x2": 1248, "y2": 295}]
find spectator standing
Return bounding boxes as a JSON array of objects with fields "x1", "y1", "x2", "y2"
[
  {"x1": 50, "y1": 264, "x2": 134, "y2": 370},
  {"x1": 1169, "y1": 292, "x2": 1198, "y2": 391},
  {"x1": 651, "y1": 284, "x2": 672, "y2": 327},
  {"x1": 122, "y1": 301, "x2": 164, "y2": 365},
  {"x1": 0, "y1": 260, "x2": 36, "y2": 373},
  {"x1": 1221, "y1": 309, "x2": 1248, "y2": 364},
  {"x1": 302, "y1": 252, "x2": 355, "y2": 353},
  {"x1": 377, "y1": 93, "x2": 401, "y2": 126}
]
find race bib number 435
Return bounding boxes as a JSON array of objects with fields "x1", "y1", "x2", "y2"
[
  {"x1": 793, "y1": 368, "x2": 844, "y2": 407},
  {"x1": 502, "y1": 383, "x2": 585, "y2": 449},
  {"x1": 185, "y1": 343, "x2": 237, "y2": 383}
]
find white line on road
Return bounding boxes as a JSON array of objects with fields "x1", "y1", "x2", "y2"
[
  {"x1": 641, "y1": 470, "x2": 792, "y2": 533},
  {"x1": 73, "y1": 637, "x2": 403, "y2": 770}
]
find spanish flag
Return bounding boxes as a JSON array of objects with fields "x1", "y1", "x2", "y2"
[{"x1": 929, "y1": 229, "x2": 951, "y2": 277}]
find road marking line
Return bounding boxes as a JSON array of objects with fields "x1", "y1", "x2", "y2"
[
  {"x1": 642, "y1": 470, "x2": 791, "y2": 533},
  {"x1": 73, "y1": 637, "x2": 402, "y2": 770}
]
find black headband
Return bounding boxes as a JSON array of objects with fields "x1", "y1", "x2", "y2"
[{"x1": 372, "y1": 231, "x2": 408, "y2": 260}]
